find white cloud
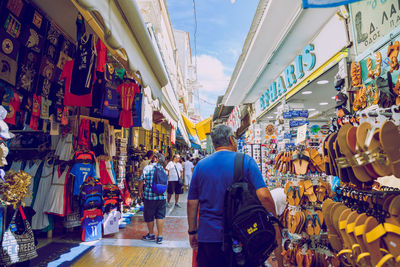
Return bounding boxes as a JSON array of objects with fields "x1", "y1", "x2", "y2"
[
  {"x1": 196, "y1": 54, "x2": 230, "y2": 94},
  {"x1": 194, "y1": 54, "x2": 231, "y2": 118}
]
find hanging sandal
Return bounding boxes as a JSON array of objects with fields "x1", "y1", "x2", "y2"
[
  {"x1": 363, "y1": 216, "x2": 395, "y2": 267},
  {"x1": 303, "y1": 180, "x2": 317, "y2": 203},
  {"x1": 322, "y1": 200, "x2": 343, "y2": 252},
  {"x1": 382, "y1": 195, "x2": 400, "y2": 262},
  {"x1": 354, "y1": 213, "x2": 373, "y2": 267},
  {"x1": 356, "y1": 122, "x2": 392, "y2": 177},
  {"x1": 379, "y1": 121, "x2": 400, "y2": 178}
]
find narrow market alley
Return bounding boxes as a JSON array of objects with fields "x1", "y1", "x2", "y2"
[{"x1": 73, "y1": 192, "x2": 192, "y2": 267}]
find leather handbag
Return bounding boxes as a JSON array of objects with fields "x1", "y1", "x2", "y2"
[{"x1": 0, "y1": 206, "x2": 38, "y2": 265}]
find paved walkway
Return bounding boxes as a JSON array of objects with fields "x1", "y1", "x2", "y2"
[{"x1": 73, "y1": 192, "x2": 192, "y2": 267}]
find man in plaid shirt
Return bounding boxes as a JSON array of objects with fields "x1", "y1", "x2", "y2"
[{"x1": 139, "y1": 152, "x2": 167, "y2": 244}]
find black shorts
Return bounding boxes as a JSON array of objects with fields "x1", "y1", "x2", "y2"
[
  {"x1": 167, "y1": 181, "x2": 183, "y2": 194},
  {"x1": 143, "y1": 199, "x2": 166, "y2": 222},
  {"x1": 197, "y1": 242, "x2": 227, "y2": 267}
]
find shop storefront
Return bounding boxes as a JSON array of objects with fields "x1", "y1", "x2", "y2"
[
  {"x1": 221, "y1": 1, "x2": 400, "y2": 265},
  {"x1": 0, "y1": 0, "x2": 190, "y2": 263}
]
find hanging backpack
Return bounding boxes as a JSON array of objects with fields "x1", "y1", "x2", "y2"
[
  {"x1": 223, "y1": 153, "x2": 279, "y2": 267},
  {"x1": 151, "y1": 164, "x2": 168, "y2": 194}
]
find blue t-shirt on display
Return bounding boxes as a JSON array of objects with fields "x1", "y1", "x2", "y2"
[
  {"x1": 81, "y1": 216, "x2": 103, "y2": 241},
  {"x1": 70, "y1": 163, "x2": 97, "y2": 196},
  {"x1": 188, "y1": 151, "x2": 267, "y2": 243}
]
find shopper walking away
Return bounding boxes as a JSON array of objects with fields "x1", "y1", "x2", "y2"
[
  {"x1": 139, "y1": 152, "x2": 167, "y2": 244},
  {"x1": 139, "y1": 150, "x2": 154, "y2": 176},
  {"x1": 187, "y1": 125, "x2": 283, "y2": 267},
  {"x1": 166, "y1": 154, "x2": 184, "y2": 207},
  {"x1": 183, "y1": 157, "x2": 194, "y2": 191}
]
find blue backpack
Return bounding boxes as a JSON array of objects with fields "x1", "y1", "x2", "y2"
[{"x1": 152, "y1": 164, "x2": 168, "y2": 194}]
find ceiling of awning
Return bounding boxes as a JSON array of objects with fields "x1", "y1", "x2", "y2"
[{"x1": 223, "y1": 0, "x2": 338, "y2": 106}]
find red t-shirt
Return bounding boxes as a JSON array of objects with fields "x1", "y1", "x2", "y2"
[
  {"x1": 61, "y1": 60, "x2": 93, "y2": 107},
  {"x1": 117, "y1": 81, "x2": 140, "y2": 128},
  {"x1": 4, "y1": 90, "x2": 21, "y2": 125},
  {"x1": 96, "y1": 38, "x2": 108, "y2": 73}
]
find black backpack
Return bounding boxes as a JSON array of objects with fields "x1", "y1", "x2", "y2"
[{"x1": 223, "y1": 153, "x2": 279, "y2": 267}]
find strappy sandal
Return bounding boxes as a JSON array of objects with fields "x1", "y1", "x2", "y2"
[
  {"x1": 347, "y1": 125, "x2": 379, "y2": 180},
  {"x1": 382, "y1": 195, "x2": 400, "y2": 263},
  {"x1": 337, "y1": 208, "x2": 356, "y2": 266},
  {"x1": 353, "y1": 213, "x2": 373, "y2": 267},
  {"x1": 337, "y1": 124, "x2": 373, "y2": 185},
  {"x1": 356, "y1": 122, "x2": 392, "y2": 177},
  {"x1": 363, "y1": 216, "x2": 395, "y2": 267}
]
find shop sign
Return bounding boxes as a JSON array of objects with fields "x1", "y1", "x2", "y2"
[
  {"x1": 259, "y1": 44, "x2": 317, "y2": 111},
  {"x1": 255, "y1": 14, "x2": 349, "y2": 119},
  {"x1": 349, "y1": 0, "x2": 400, "y2": 55}
]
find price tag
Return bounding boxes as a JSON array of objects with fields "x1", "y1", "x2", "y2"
[{"x1": 296, "y1": 124, "x2": 307, "y2": 144}]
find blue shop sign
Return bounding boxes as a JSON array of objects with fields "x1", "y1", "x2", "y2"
[{"x1": 259, "y1": 44, "x2": 316, "y2": 111}]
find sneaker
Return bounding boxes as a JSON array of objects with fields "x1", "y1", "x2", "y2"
[
  {"x1": 142, "y1": 233, "x2": 155, "y2": 242},
  {"x1": 175, "y1": 203, "x2": 181, "y2": 208},
  {"x1": 156, "y1": 236, "x2": 163, "y2": 244},
  {"x1": 167, "y1": 202, "x2": 172, "y2": 208}
]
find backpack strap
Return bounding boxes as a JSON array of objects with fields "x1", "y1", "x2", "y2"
[{"x1": 234, "y1": 152, "x2": 245, "y2": 183}]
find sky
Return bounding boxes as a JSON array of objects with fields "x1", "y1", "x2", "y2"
[{"x1": 166, "y1": 0, "x2": 259, "y2": 119}]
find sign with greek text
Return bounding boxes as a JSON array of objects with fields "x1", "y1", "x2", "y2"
[{"x1": 350, "y1": 0, "x2": 400, "y2": 55}]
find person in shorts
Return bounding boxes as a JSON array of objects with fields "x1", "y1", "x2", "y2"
[
  {"x1": 166, "y1": 154, "x2": 184, "y2": 207},
  {"x1": 139, "y1": 152, "x2": 167, "y2": 244}
]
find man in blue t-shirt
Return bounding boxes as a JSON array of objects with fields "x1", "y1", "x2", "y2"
[{"x1": 187, "y1": 125, "x2": 282, "y2": 267}]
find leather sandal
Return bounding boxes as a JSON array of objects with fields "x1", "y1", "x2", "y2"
[
  {"x1": 337, "y1": 124, "x2": 373, "y2": 184},
  {"x1": 383, "y1": 195, "x2": 400, "y2": 262},
  {"x1": 354, "y1": 213, "x2": 373, "y2": 267},
  {"x1": 322, "y1": 200, "x2": 343, "y2": 251},
  {"x1": 379, "y1": 121, "x2": 400, "y2": 178},
  {"x1": 356, "y1": 122, "x2": 392, "y2": 177},
  {"x1": 363, "y1": 216, "x2": 395, "y2": 267},
  {"x1": 347, "y1": 125, "x2": 379, "y2": 180}
]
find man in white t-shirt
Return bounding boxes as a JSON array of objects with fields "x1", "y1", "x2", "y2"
[
  {"x1": 183, "y1": 157, "x2": 194, "y2": 190},
  {"x1": 166, "y1": 154, "x2": 184, "y2": 207}
]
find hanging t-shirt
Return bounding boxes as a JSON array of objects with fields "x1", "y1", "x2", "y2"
[
  {"x1": 61, "y1": 60, "x2": 93, "y2": 107},
  {"x1": 141, "y1": 94, "x2": 152, "y2": 131},
  {"x1": 117, "y1": 81, "x2": 140, "y2": 128},
  {"x1": 100, "y1": 83, "x2": 119, "y2": 119},
  {"x1": 103, "y1": 210, "x2": 121, "y2": 235},
  {"x1": 15, "y1": 49, "x2": 40, "y2": 93},
  {"x1": 70, "y1": 163, "x2": 96, "y2": 196},
  {"x1": 81, "y1": 216, "x2": 102, "y2": 242},
  {"x1": 95, "y1": 38, "x2": 108, "y2": 73},
  {"x1": 70, "y1": 34, "x2": 95, "y2": 96},
  {"x1": 132, "y1": 93, "x2": 142, "y2": 127},
  {"x1": 4, "y1": 90, "x2": 20, "y2": 125},
  {"x1": 40, "y1": 97, "x2": 51, "y2": 120},
  {"x1": 0, "y1": 27, "x2": 20, "y2": 60}
]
